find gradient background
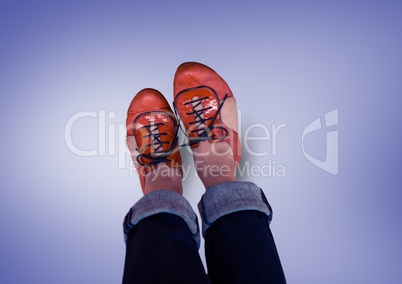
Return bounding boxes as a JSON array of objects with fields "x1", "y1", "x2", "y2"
[{"x1": 1, "y1": 0, "x2": 401, "y2": 283}]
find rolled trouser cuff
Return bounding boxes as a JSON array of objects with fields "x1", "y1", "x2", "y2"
[
  {"x1": 123, "y1": 190, "x2": 200, "y2": 248},
  {"x1": 198, "y1": 181, "x2": 273, "y2": 237}
]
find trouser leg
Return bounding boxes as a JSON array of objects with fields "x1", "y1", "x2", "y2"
[
  {"x1": 122, "y1": 190, "x2": 208, "y2": 284},
  {"x1": 205, "y1": 211, "x2": 286, "y2": 284},
  {"x1": 123, "y1": 213, "x2": 209, "y2": 284},
  {"x1": 199, "y1": 181, "x2": 286, "y2": 284}
]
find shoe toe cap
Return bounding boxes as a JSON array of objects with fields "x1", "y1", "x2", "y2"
[
  {"x1": 128, "y1": 88, "x2": 170, "y2": 114},
  {"x1": 174, "y1": 62, "x2": 232, "y2": 99}
]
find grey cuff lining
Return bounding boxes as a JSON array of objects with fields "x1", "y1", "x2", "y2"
[
  {"x1": 198, "y1": 181, "x2": 273, "y2": 237},
  {"x1": 123, "y1": 190, "x2": 200, "y2": 248}
]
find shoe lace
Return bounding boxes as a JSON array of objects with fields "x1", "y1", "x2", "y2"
[
  {"x1": 174, "y1": 92, "x2": 229, "y2": 147},
  {"x1": 136, "y1": 122, "x2": 179, "y2": 167}
]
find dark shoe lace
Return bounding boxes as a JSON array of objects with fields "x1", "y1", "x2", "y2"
[
  {"x1": 174, "y1": 91, "x2": 229, "y2": 147},
  {"x1": 136, "y1": 121, "x2": 178, "y2": 167}
]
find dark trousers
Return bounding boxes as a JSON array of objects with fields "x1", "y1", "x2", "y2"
[{"x1": 122, "y1": 210, "x2": 286, "y2": 284}]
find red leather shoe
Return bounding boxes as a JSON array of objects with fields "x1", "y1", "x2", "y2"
[
  {"x1": 173, "y1": 62, "x2": 241, "y2": 168},
  {"x1": 126, "y1": 88, "x2": 182, "y2": 193}
]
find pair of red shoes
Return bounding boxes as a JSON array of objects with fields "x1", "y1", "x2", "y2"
[{"x1": 126, "y1": 62, "x2": 241, "y2": 193}]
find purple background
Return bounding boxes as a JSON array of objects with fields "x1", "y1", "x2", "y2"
[{"x1": 1, "y1": 0, "x2": 401, "y2": 283}]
